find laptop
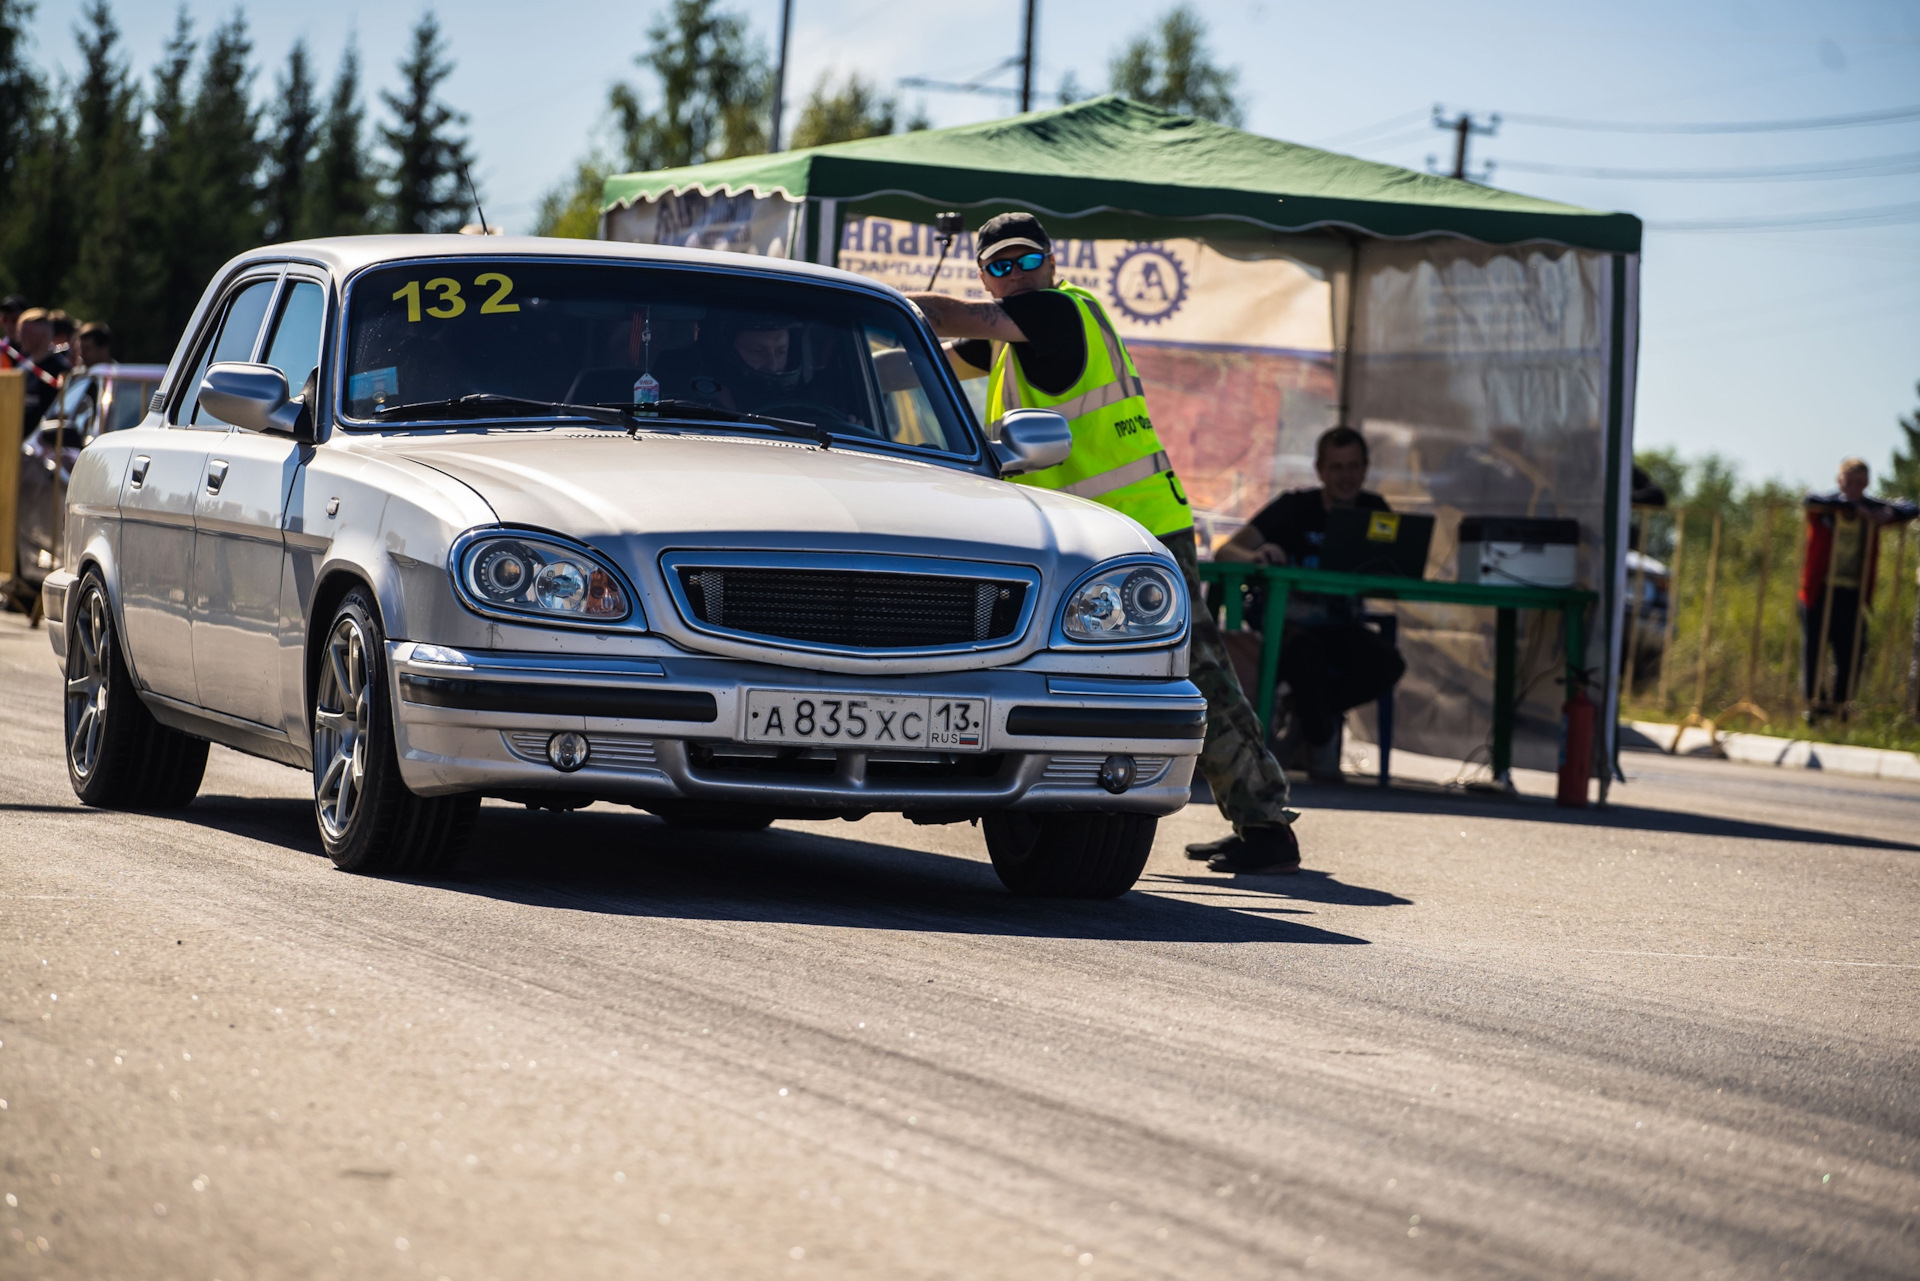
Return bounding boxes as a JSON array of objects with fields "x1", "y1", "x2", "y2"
[{"x1": 1320, "y1": 508, "x2": 1435, "y2": 577}]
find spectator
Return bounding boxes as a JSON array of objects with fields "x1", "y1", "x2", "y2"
[
  {"x1": 13, "y1": 307, "x2": 71, "y2": 430},
  {"x1": 1799, "y1": 458, "x2": 1918, "y2": 720},
  {"x1": 48, "y1": 310, "x2": 76, "y2": 362},
  {"x1": 0, "y1": 293, "x2": 27, "y2": 366},
  {"x1": 76, "y1": 321, "x2": 113, "y2": 370},
  {"x1": 1215, "y1": 426, "x2": 1408, "y2": 770}
]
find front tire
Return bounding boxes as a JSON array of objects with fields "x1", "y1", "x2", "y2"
[
  {"x1": 312, "y1": 589, "x2": 477, "y2": 875},
  {"x1": 983, "y1": 811, "x2": 1157, "y2": 898},
  {"x1": 64, "y1": 572, "x2": 207, "y2": 809}
]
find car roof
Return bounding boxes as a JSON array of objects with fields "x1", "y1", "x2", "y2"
[
  {"x1": 82, "y1": 363, "x2": 167, "y2": 381},
  {"x1": 220, "y1": 234, "x2": 901, "y2": 299}
]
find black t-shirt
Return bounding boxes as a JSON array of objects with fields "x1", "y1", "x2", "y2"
[
  {"x1": 1249, "y1": 487, "x2": 1391, "y2": 569},
  {"x1": 951, "y1": 289, "x2": 1088, "y2": 396}
]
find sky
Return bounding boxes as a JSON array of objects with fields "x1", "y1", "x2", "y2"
[{"x1": 25, "y1": 0, "x2": 1920, "y2": 491}]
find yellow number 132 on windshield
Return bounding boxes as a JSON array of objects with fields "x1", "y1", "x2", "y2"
[{"x1": 391, "y1": 272, "x2": 519, "y2": 322}]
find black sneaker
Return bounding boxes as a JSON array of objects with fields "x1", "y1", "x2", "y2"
[
  {"x1": 1205, "y1": 824, "x2": 1302, "y2": 874},
  {"x1": 1184, "y1": 834, "x2": 1238, "y2": 861}
]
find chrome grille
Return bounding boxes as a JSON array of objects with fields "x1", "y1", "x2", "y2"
[
  {"x1": 1041, "y1": 754, "x2": 1172, "y2": 786},
  {"x1": 678, "y1": 567, "x2": 1027, "y2": 649},
  {"x1": 503, "y1": 732, "x2": 660, "y2": 771}
]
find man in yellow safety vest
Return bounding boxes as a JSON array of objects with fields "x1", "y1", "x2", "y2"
[{"x1": 910, "y1": 212, "x2": 1301, "y2": 874}]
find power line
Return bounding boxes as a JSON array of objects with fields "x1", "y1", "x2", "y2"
[
  {"x1": 1648, "y1": 200, "x2": 1920, "y2": 232},
  {"x1": 1498, "y1": 149, "x2": 1920, "y2": 182},
  {"x1": 1313, "y1": 109, "x2": 1429, "y2": 148},
  {"x1": 1505, "y1": 102, "x2": 1920, "y2": 134}
]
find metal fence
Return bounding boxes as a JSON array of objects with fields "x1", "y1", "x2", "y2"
[{"x1": 1624, "y1": 502, "x2": 1920, "y2": 745}]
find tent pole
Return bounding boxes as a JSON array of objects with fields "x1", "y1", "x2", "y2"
[{"x1": 1335, "y1": 237, "x2": 1360, "y2": 428}]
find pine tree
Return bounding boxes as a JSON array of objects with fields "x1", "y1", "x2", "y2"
[
  {"x1": 1110, "y1": 5, "x2": 1244, "y2": 126},
  {"x1": 1889, "y1": 383, "x2": 1920, "y2": 502},
  {"x1": 63, "y1": 0, "x2": 156, "y2": 354},
  {"x1": 306, "y1": 40, "x2": 376, "y2": 236},
  {"x1": 789, "y1": 73, "x2": 895, "y2": 149},
  {"x1": 0, "y1": 0, "x2": 41, "y2": 194},
  {"x1": 263, "y1": 39, "x2": 317, "y2": 242},
  {"x1": 380, "y1": 13, "x2": 474, "y2": 234},
  {"x1": 610, "y1": 0, "x2": 770, "y2": 171}
]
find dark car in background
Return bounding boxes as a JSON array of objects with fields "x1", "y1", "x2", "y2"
[{"x1": 10, "y1": 363, "x2": 164, "y2": 610}]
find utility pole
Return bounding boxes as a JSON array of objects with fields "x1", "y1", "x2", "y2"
[
  {"x1": 1020, "y1": 0, "x2": 1037, "y2": 112},
  {"x1": 1429, "y1": 105, "x2": 1499, "y2": 181},
  {"x1": 770, "y1": 0, "x2": 794, "y2": 150}
]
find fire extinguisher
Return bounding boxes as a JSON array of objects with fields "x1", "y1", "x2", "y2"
[{"x1": 1557, "y1": 668, "x2": 1596, "y2": 809}]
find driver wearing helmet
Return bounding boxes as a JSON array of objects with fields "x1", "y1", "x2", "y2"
[{"x1": 709, "y1": 316, "x2": 804, "y2": 409}]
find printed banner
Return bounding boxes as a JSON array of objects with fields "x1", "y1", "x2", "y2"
[
  {"x1": 835, "y1": 218, "x2": 1333, "y2": 356},
  {"x1": 605, "y1": 191, "x2": 799, "y2": 258}
]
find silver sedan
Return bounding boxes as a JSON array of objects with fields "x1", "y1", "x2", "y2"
[{"x1": 44, "y1": 236, "x2": 1204, "y2": 897}]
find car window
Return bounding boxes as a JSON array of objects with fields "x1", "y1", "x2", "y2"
[
  {"x1": 341, "y1": 260, "x2": 976, "y2": 457},
  {"x1": 263, "y1": 280, "x2": 326, "y2": 397},
  {"x1": 185, "y1": 277, "x2": 279, "y2": 426},
  {"x1": 101, "y1": 379, "x2": 156, "y2": 434}
]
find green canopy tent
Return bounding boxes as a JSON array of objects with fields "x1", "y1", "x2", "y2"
[{"x1": 601, "y1": 97, "x2": 1643, "y2": 795}]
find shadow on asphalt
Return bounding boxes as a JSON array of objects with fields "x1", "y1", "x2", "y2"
[
  {"x1": 100, "y1": 792, "x2": 1386, "y2": 943},
  {"x1": 438, "y1": 807, "x2": 1374, "y2": 944},
  {"x1": 1143, "y1": 868, "x2": 1412, "y2": 907},
  {"x1": 1287, "y1": 779, "x2": 1920, "y2": 852}
]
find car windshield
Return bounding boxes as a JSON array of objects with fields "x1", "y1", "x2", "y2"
[{"x1": 341, "y1": 259, "x2": 975, "y2": 456}]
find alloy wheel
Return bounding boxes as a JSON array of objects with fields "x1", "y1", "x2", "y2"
[
  {"x1": 314, "y1": 613, "x2": 372, "y2": 840},
  {"x1": 65, "y1": 586, "x2": 111, "y2": 780}
]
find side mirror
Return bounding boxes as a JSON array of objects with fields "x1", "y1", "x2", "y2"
[
  {"x1": 992, "y1": 408, "x2": 1073, "y2": 475},
  {"x1": 199, "y1": 362, "x2": 312, "y2": 441}
]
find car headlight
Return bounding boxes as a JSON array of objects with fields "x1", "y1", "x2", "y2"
[
  {"x1": 455, "y1": 532, "x2": 636, "y2": 626},
  {"x1": 1059, "y1": 559, "x2": 1186, "y2": 643}
]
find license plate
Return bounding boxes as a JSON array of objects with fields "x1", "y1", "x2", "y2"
[{"x1": 742, "y1": 691, "x2": 988, "y2": 751}]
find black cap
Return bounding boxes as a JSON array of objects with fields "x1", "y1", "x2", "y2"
[
  {"x1": 975, "y1": 211, "x2": 1052, "y2": 263},
  {"x1": 0, "y1": 294, "x2": 27, "y2": 313}
]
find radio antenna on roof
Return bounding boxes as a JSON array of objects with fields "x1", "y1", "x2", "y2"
[{"x1": 460, "y1": 162, "x2": 491, "y2": 234}]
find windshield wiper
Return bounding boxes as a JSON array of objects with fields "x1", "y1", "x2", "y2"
[
  {"x1": 614, "y1": 398, "x2": 833, "y2": 449},
  {"x1": 372, "y1": 391, "x2": 834, "y2": 449},
  {"x1": 372, "y1": 393, "x2": 639, "y2": 431}
]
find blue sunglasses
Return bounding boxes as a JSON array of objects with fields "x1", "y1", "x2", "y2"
[{"x1": 983, "y1": 251, "x2": 1049, "y2": 278}]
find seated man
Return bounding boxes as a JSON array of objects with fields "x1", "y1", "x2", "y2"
[{"x1": 1215, "y1": 426, "x2": 1408, "y2": 766}]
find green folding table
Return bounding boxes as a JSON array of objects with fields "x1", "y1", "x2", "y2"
[{"x1": 1195, "y1": 563, "x2": 1598, "y2": 787}]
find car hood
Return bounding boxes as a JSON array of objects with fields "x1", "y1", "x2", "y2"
[{"x1": 374, "y1": 430, "x2": 1162, "y2": 569}]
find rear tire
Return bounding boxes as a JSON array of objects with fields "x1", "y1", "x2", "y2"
[
  {"x1": 312, "y1": 589, "x2": 477, "y2": 875},
  {"x1": 983, "y1": 811, "x2": 1157, "y2": 898},
  {"x1": 64, "y1": 572, "x2": 208, "y2": 809}
]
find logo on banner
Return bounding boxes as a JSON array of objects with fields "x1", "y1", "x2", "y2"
[{"x1": 1107, "y1": 243, "x2": 1189, "y2": 325}]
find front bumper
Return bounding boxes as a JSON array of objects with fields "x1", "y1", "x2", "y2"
[{"x1": 387, "y1": 643, "x2": 1202, "y2": 816}]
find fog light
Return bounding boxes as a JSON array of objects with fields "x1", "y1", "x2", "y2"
[
  {"x1": 547, "y1": 732, "x2": 590, "y2": 772},
  {"x1": 1097, "y1": 753, "x2": 1136, "y2": 795}
]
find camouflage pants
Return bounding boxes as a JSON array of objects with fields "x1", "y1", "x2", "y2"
[{"x1": 1161, "y1": 530, "x2": 1296, "y2": 831}]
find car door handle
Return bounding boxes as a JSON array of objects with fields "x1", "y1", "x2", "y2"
[
  {"x1": 130, "y1": 455, "x2": 150, "y2": 488},
  {"x1": 205, "y1": 460, "x2": 229, "y2": 495}
]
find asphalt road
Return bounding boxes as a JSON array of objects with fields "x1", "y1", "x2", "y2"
[{"x1": 3, "y1": 608, "x2": 1918, "y2": 1280}]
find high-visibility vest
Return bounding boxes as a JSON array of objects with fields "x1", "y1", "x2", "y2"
[{"x1": 985, "y1": 283, "x2": 1191, "y2": 537}]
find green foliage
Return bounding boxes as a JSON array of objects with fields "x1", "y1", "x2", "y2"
[
  {"x1": 534, "y1": 160, "x2": 608, "y2": 239},
  {"x1": 263, "y1": 40, "x2": 317, "y2": 241},
  {"x1": 789, "y1": 73, "x2": 896, "y2": 149},
  {"x1": 305, "y1": 41, "x2": 377, "y2": 238},
  {"x1": 0, "y1": 2, "x2": 474, "y2": 357},
  {"x1": 380, "y1": 12, "x2": 474, "y2": 233},
  {"x1": 1109, "y1": 4, "x2": 1243, "y2": 126},
  {"x1": 610, "y1": 0, "x2": 770, "y2": 170},
  {"x1": 1889, "y1": 382, "x2": 1920, "y2": 503},
  {"x1": 1622, "y1": 451, "x2": 1920, "y2": 744}
]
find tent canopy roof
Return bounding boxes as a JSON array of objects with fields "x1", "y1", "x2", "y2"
[{"x1": 602, "y1": 96, "x2": 1640, "y2": 254}]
